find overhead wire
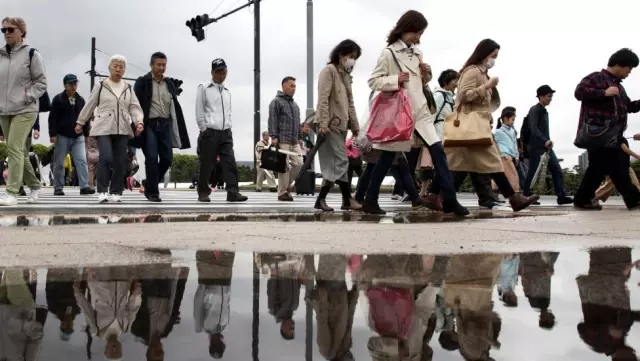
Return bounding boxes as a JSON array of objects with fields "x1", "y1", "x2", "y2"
[{"x1": 94, "y1": 48, "x2": 148, "y2": 75}]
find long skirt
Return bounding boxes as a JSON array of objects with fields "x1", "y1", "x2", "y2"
[{"x1": 317, "y1": 128, "x2": 349, "y2": 184}]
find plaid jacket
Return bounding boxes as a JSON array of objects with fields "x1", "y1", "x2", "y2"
[
  {"x1": 268, "y1": 91, "x2": 301, "y2": 145},
  {"x1": 574, "y1": 69, "x2": 640, "y2": 141}
]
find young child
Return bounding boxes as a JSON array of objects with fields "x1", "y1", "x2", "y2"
[{"x1": 494, "y1": 106, "x2": 521, "y2": 192}]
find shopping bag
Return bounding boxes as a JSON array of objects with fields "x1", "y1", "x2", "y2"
[
  {"x1": 260, "y1": 147, "x2": 287, "y2": 173},
  {"x1": 366, "y1": 88, "x2": 414, "y2": 144},
  {"x1": 353, "y1": 96, "x2": 375, "y2": 152},
  {"x1": 366, "y1": 286, "x2": 414, "y2": 340}
]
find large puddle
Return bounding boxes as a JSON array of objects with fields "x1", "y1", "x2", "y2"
[{"x1": 0, "y1": 248, "x2": 638, "y2": 360}]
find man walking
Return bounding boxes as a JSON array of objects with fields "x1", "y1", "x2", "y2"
[
  {"x1": 195, "y1": 58, "x2": 247, "y2": 203},
  {"x1": 48, "y1": 74, "x2": 94, "y2": 196},
  {"x1": 268, "y1": 76, "x2": 303, "y2": 202},
  {"x1": 134, "y1": 52, "x2": 190, "y2": 202},
  {"x1": 255, "y1": 131, "x2": 277, "y2": 192},
  {"x1": 523, "y1": 85, "x2": 573, "y2": 205},
  {"x1": 573, "y1": 48, "x2": 640, "y2": 210}
]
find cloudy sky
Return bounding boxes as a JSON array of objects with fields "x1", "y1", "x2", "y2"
[{"x1": 7, "y1": 0, "x2": 640, "y2": 167}]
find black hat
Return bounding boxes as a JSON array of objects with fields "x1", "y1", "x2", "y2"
[
  {"x1": 211, "y1": 58, "x2": 227, "y2": 72},
  {"x1": 536, "y1": 85, "x2": 555, "y2": 97},
  {"x1": 63, "y1": 74, "x2": 78, "y2": 84}
]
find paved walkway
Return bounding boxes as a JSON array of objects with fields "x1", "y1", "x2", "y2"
[{"x1": 0, "y1": 188, "x2": 624, "y2": 214}]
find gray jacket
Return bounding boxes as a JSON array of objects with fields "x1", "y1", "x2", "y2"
[{"x1": 0, "y1": 43, "x2": 48, "y2": 116}]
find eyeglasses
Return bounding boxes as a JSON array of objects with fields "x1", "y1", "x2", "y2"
[{"x1": 1, "y1": 27, "x2": 16, "y2": 34}]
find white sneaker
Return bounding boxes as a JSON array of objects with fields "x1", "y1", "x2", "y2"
[
  {"x1": 27, "y1": 189, "x2": 41, "y2": 204},
  {"x1": 109, "y1": 194, "x2": 122, "y2": 203},
  {"x1": 0, "y1": 194, "x2": 18, "y2": 206},
  {"x1": 98, "y1": 193, "x2": 109, "y2": 203}
]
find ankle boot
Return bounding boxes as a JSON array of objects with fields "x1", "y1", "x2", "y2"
[
  {"x1": 362, "y1": 200, "x2": 386, "y2": 215},
  {"x1": 314, "y1": 198, "x2": 334, "y2": 212},
  {"x1": 509, "y1": 193, "x2": 540, "y2": 212},
  {"x1": 341, "y1": 197, "x2": 363, "y2": 211},
  {"x1": 442, "y1": 199, "x2": 470, "y2": 216}
]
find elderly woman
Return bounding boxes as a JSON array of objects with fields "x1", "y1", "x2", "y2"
[
  {"x1": 0, "y1": 17, "x2": 47, "y2": 206},
  {"x1": 444, "y1": 39, "x2": 538, "y2": 211},
  {"x1": 76, "y1": 55, "x2": 144, "y2": 203},
  {"x1": 365, "y1": 10, "x2": 467, "y2": 215},
  {"x1": 310, "y1": 39, "x2": 363, "y2": 212}
]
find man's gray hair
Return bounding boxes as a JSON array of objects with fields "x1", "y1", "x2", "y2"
[{"x1": 109, "y1": 54, "x2": 127, "y2": 67}]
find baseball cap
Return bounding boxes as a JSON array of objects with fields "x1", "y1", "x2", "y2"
[
  {"x1": 536, "y1": 85, "x2": 555, "y2": 97},
  {"x1": 63, "y1": 74, "x2": 78, "y2": 84},
  {"x1": 262, "y1": 131, "x2": 269, "y2": 136},
  {"x1": 211, "y1": 58, "x2": 227, "y2": 72}
]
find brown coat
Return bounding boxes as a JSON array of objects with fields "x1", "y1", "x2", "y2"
[
  {"x1": 311, "y1": 64, "x2": 359, "y2": 133},
  {"x1": 444, "y1": 65, "x2": 504, "y2": 173}
]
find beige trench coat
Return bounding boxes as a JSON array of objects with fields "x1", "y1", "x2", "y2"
[
  {"x1": 368, "y1": 41, "x2": 440, "y2": 153},
  {"x1": 76, "y1": 80, "x2": 144, "y2": 138},
  {"x1": 444, "y1": 65, "x2": 504, "y2": 173}
]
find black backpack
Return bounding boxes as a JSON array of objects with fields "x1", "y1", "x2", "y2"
[
  {"x1": 28, "y1": 48, "x2": 51, "y2": 113},
  {"x1": 520, "y1": 115, "x2": 531, "y2": 146}
]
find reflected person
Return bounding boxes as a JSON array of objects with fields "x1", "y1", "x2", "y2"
[{"x1": 46, "y1": 268, "x2": 82, "y2": 341}]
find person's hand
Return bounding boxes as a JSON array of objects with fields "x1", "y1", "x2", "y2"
[
  {"x1": 132, "y1": 282, "x2": 142, "y2": 294},
  {"x1": 419, "y1": 63, "x2": 431, "y2": 75},
  {"x1": 135, "y1": 123, "x2": 144, "y2": 136},
  {"x1": 271, "y1": 138, "x2": 278, "y2": 147},
  {"x1": 74, "y1": 124, "x2": 83, "y2": 134},
  {"x1": 398, "y1": 72, "x2": 410, "y2": 84},
  {"x1": 50, "y1": 136, "x2": 56, "y2": 144},
  {"x1": 319, "y1": 126, "x2": 330, "y2": 134},
  {"x1": 605, "y1": 86, "x2": 619, "y2": 97},
  {"x1": 485, "y1": 77, "x2": 499, "y2": 88},
  {"x1": 633, "y1": 133, "x2": 640, "y2": 141},
  {"x1": 545, "y1": 140, "x2": 553, "y2": 148},
  {"x1": 0, "y1": 135, "x2": 4, "y2": 142},
  {"x1": 32, "y1": 130, "x2": 39, "y2": 140}
]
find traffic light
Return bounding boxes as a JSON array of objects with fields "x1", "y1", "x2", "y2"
[
  {"x1": 167, "y1": 78, "x2": 183, "y2": 96},
  {"x1": 186, "y1": 14, "x2": 212, "y2": 42}
]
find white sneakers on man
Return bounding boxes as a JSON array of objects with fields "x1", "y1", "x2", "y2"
[
  {"x1": 0, "y1": 194, "x2": 18, "y2": 206},
  {"x1": 109, "y1": 194, "x2": 122, "y2": 203},
  {"x1": 98, "y1": 193, "x2": 122, "y2": 203},
  {"x1": 98, "y1": 193, "x2": 109, "y2": 203},
  {"x1": 27, "y1": 189, "x2": 41, "y2": 204}
]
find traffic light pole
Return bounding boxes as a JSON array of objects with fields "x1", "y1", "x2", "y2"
[{"x1": 306, "y1": 0, "x2": 314, "y2": 171}]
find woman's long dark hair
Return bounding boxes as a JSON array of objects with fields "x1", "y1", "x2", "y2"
[
  {"x1": 496, "y1": 106, "x2": 516, "y2": 129},
  {"x1": 461, "y1": 39, "x2": 500, "y2": 71},
  {"x1": 328, "y1": 39, "x2": 362, "y2": 65},
  {"x1": 387, "y1": 10, "x2": 428, "y2": 45}
]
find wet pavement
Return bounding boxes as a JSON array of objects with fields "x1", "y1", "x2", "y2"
[{"x1": 0, "y1": 249, "x2": 638, "y2": 360}]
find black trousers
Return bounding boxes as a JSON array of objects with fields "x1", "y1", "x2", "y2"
[
  {"x1": 453, "y1": 171, "x2": 514, "y2": 202},
  {"x1": 347, "y1": 158, "x2": 363, "y2": 192},
  {"x1": 574, "y1": 147, "x2": 640, "y2": 208},
  {"x1": 198, "y1": 128, "x2": 239, "y2": 195},
  {"x1": 393, "y1": 148, "x2": 421, "y2": 195},
  {"x1": 96, "y1": 135, "x2": 128, "y2": 195}
]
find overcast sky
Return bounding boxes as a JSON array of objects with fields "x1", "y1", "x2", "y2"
[{"x1": 7, "y1": 0, "x2": 640, "y2": 167}]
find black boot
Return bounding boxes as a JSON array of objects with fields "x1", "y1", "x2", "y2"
[
  {"x1": 314, "y1": 184, "x2": 334, "y2": 212},
  {"x1": 442, "y1": 199, "x2": 470, "y2": 216},
  {"x1": 362, "y1": 200, "x2": 386, "y2": 215}
]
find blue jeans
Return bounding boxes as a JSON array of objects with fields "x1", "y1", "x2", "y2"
[
  {"x1": 53, "y1": 135, "x2": 89, "y2": 190},
  {"x1": 524, "y1": 148, "x2": 566, "y2": 198},
  {"x1": 142, "y1": 118, "x2": 173, "y2": 196}
]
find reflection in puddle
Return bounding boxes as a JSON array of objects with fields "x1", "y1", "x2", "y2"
[
  {"x1": 0, "y1": 249, "x2": 638, "y2": 360},
  {"x1": 0, "y1": 211, "x2": 557, "y2": 227}
]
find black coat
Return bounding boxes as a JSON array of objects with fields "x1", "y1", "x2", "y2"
[{"x1": 133, "y1": 72, "x2": 191, "y2": 150}]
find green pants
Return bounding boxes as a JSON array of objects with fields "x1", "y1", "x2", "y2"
[
  {"x1": 0, "y1": 113, "x2": 41, "y2": 196},
  {"x1": 0, "y1": 269, "x2": 35, "y2": 307}
]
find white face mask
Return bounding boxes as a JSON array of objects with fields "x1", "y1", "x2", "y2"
[
  {"x1": 485, "y1": 58, "x2": 496, "y2": 69},
  {"x1": 344, "y1": 58, "x2": 356, "y2": 73}
]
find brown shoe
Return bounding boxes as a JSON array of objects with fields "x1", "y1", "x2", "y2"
[
  {"x1": 423, "y1": 194, "x2": 443, "y2": 212},
  {"x1": 341, "y1": 198, "x2": 362, "y2": 211},
  {"x1": 278, "y1": 193, "x2": 294, "y2": 202},
  {"x1": 509, "y1": 193, "x2": 540, "y2": 212},
  {"x1": 314, "y1": 198, "x2": 334, "y2": 212}
]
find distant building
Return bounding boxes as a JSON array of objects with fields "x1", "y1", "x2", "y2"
[{"x1": 578, "y1": 151, "x2": 589, "y2": 172}]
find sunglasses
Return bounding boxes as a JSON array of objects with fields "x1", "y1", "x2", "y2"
[{"x1": 1, "y1": 27, "x2": 16, "y2": 34}]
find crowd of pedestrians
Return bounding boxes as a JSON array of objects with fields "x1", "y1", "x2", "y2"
[{"x1": 1, "y1": 12, "x2": 640, "y2": 214}]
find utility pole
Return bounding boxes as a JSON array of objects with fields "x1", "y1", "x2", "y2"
[
  {"x1": 90, "y1": 37, "x2": 96, "y2": 90},
  {"x1": 186, "y1": 0, "x2": 262, "y2": 181},
  {"x1": 306, "y1": 0, "x2": 315, "y2": 172}
]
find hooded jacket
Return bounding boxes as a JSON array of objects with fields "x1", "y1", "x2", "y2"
[{"x1": 0, "y1": 43, "x2": 47, "y2": 116}]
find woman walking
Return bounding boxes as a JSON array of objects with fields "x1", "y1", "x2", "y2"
[
  {"x1": 76, "y1": 55, "x2": 144, "y2": 203},
  {"x1": 310, "y1": 39, "x2": 363, "y2": 212},
  {"x1": 494, "y1": 107, "x2": 521, "y2": 192},
  {"x1": 444, "y1": 39, "x2": 538, "y2": 211},
  {"x1": 0, "y1": 17, "x2": 46, "y2": 206},
  {"x1": 364, "y1": 10, "x2": 467, "y2": 215}
]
